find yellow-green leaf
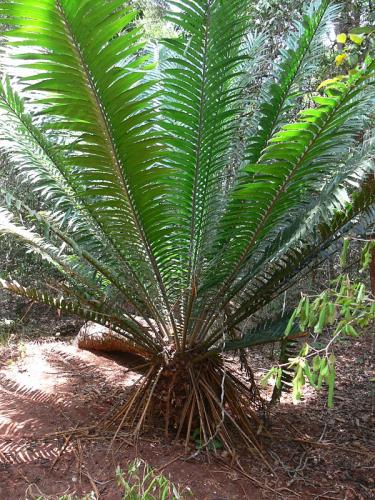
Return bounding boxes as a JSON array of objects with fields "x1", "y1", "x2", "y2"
[
  {"x1": 317, "y1": 78, "x2": 335, "y2": 90},
  {"x1": 335, "y1": 53, "x2": 348, "y2": 66},
  {"x1": 356, "y1": 283, "x2": 365, "y2": 304},
  {"x1": 349, "y1": 33, "x2": 364, "y2": 45},
  {"x1": 314, "y1": 304, "x2": 328, "y2": 334},
  {"x1": 313, "y1": 355, "x2": 321, "y2": 372},
  {"x1": 336, "y1": 33, "x2": 347, "y2": 44},
  {"x1": 340, "y1": 238, "x2": 350, "y2": 267},
  {"x1": 327, "y1": 367, "x2": 335, "y2": 408},
  {"x1": 260, "y1": 367, "x2": 276, "y2": 388}
]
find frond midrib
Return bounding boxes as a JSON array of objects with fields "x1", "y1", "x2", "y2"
[
  {"x1": 0, "y1": 80, "x2": 168, "y2": 336},
  {"x1": 56, "y1": 0, "x2": 176, "y2": 339},
  {"x1": 182, "y1": 0, "x2": 212, "y2": 344},
  {"x1": 198, "y1": 78, "x2": 366, "y2": 341}
]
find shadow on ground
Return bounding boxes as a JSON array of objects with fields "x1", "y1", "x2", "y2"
[{"x1": 0, "y1": 335, "x2": 373, "y2": 499}]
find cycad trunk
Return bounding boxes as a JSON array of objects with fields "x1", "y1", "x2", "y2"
[{"x1": 77, "y1": 322, "x2": 266, "y2": 457}]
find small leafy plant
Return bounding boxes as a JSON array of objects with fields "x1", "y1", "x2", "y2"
[
  {"x1": 262, "y1": 240, "x2": 375, "y2": 407},
  {"x1": 31, "y1": 461, "x2": 189, "y2": 500},
  {"x1": 0, "y1": 318, "x2": 15, "y2": 345},
  {"x1": 116, "y1": 459, "x2": 191, "y2": 500}
]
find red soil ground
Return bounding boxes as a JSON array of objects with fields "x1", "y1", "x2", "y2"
[{"x1": 0, "y1": 333, "x2": 373, "y2": 499}]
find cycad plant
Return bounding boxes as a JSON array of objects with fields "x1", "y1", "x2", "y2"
[{"x1": 0, "y1": 0, "x2": 375, "y2": 454}]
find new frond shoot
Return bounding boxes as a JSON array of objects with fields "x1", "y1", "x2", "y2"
[{"x1": 0, "y1": 0, "x2": 374, "y2": 455}]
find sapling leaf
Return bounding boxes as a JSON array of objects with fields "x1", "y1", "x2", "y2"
[
  {"x1": 361, "y1": 241, "x2": 375, "y2": 271},
  {"x1": 339, "y1": 280, "x2": 348, "y2": 296},
  {"x1": 304, "y1": 363, "x2": 317, "y2": 387},
  {"x1": 335, "y1": 53, "x2": 347, "y2": 66},
  {"x1": 312, "y1": 295, "x2": 323, "y2": 313},
  {"x1": 260, "y1": 367, "x2": 276, "y2": 387},
  {"x1": 336, "y1": 33, "x2": 347, "y2": 44},
  {"x1": 314, "y1": 304, "x2": 327, "y2": 334},
  {"x1": 292, "y1": 365, "x2": 305, "y2": 402},
  {"x1": 328, "y1": 302, "x2": 336, "y2": 325},
  {"x1": 295, "y1": 297, "x2": 305, "y2": 316},
  {"x1": 275, "y1": 367, "x2": 283, "y2": 390},
  {"x1": 304, "y1": 297, "x2": 310, "y2": 320},
  {"x1": 327, "y1": 368, "x2": 335, "y2": 408},
  {"x1": 344, "y1": 324, "x2": 358, "y2": 337},
  {"x1": 317, "y1": 358, "x2": 327, "y2": 390},
  {"x1": 285, "y1": 310, "x2": 297, "y2": 335},
  {"x1": 350, "y1": 26, "x2": 375, "y2": 35},
  {"x1": 340, "y1": 238, "x2": 350, "y2": 267},
  {"x1": 327, "y1": 354, "x2": 336, "y2": 408},
  {"x1": 356, "y1": 283, "x2": 365, "y2": 304},
  {"x1": 349, "y1": 33, "x2": 364, "y2": 45},
  {"x1": 334, "y1": 320, "x2": 345, "y2": 335},
  {"x1": 308, "y1": 311, "x2": 317, "y2": 328},
  {"x1": 161, "y1": 485, "x2": 169, "y2": 500},
  {"x1": 300, "y1": 343, "x2": 309, "y2": 357},
  {"x1": 313, "y1": 355, "x2": 321, "y2": 372}
]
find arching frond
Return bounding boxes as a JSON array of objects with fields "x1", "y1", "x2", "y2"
[
  {"x1": 246, "y1": 0, "x2": 341, "y2": 163},
  {"x1": 0, "y1": 277, "x2": 157, "y2": 355},
  {"x1": 198, "y1": 66, "x2": 375, "y2": 337},
  {"x1": 0, "y1": 0, "x2": 175, "y2": 332},
  {"x1": 0, "y1": 0, "x2": 374, "y2": 358},
  {"x1": 0, "y1": 78, "x2": 168, "y2": 334},
  {"x1": 159, "y1": 0, "x2": 251, "y2": 308}
]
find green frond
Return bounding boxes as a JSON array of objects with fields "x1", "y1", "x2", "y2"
[
  {"x1": 161, "y1": 1, "x2": 250, "y2": 272},
  {"x1": 246, "y1": 0, "x2": 341, "y2": 163},
  {"x1": 203, "y1": 64, "x2": 375, "y2": 298},
  {"x1": 0, "y1": 0, "x2": 174, "y2": 328},
  {"x1": 0, "y1": 78, "x2": 169, "y2": 332},
  {"x1": 158, "y1": 0, "x2": 253, "y2": 341},
  {"x1": 225, "y1": 186, "x2": 375, "y2": 333},
  {"x1": 0, "y1": 189, "x2": 169, "y2": 340},
  {"x1": 212, "y1": 315, "x2": 304, "y2": 352},
  {"x1": 228, "y1": 130, "x2": 375, "y2": 308},
  {"x1": 0, "y1": 0, "x2": 374, "y2": 357},
  {"x1": 0, "y1": 277, "x2": 158, "y2": 354}
]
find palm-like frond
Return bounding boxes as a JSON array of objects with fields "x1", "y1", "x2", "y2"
[
  {"x1": 0, "y1": 79, "x2": 169, "y2": 336},
  {"x1": 0, "y1": 1, "x2": 374, "y2": 432},
  {"x1": 195, "y1": 66, "x2": 375, "y2": 342},
  {"x1": 246, "y1": 0, "x2": 341, "y2": 163},
  {"x1": 0, "y1": 0, "x2": 176, "y2": 331},
  {"x1": 216, "y1": 315, "x2": 304, "y2": 352},
  {"x1": 158, "y1": 0, "x2": 252, "y2": 328},
  {"x1": 0, "y1": 277, "x2": 157, "y2": 356},
  {"x1": 225, "y1": 196, "x2": 375, "y2": 338}
]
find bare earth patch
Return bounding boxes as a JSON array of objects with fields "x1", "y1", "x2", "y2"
[{"x1": 0, "y1": 334, "x2": 373, "y2": 499}]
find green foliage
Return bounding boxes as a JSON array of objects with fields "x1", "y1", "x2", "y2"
[
  {"x1": 116, "y1": 459, "x2": 191, "y2": 499},
  {"x1": 0, "y1": 0, "x2": 374, "y2": 362},
  {"x1": 335, "y1": 24, "x2": 375, "y2": 68},
  {"x1": 361, "y1": 240, "x2": 375, "y2": 271},
  {"x1": 30, "y1": 460, "x2": 190, "y2": 500},
  {"x1": 0, "y1": 318, "x2": 16, "y2": 345},
  {"x1": 191, "y1": 427, "x2": 223, "y2": 450},
  {"x1": 270, "y1": 240, "x2": 375, "y2": 407}
]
